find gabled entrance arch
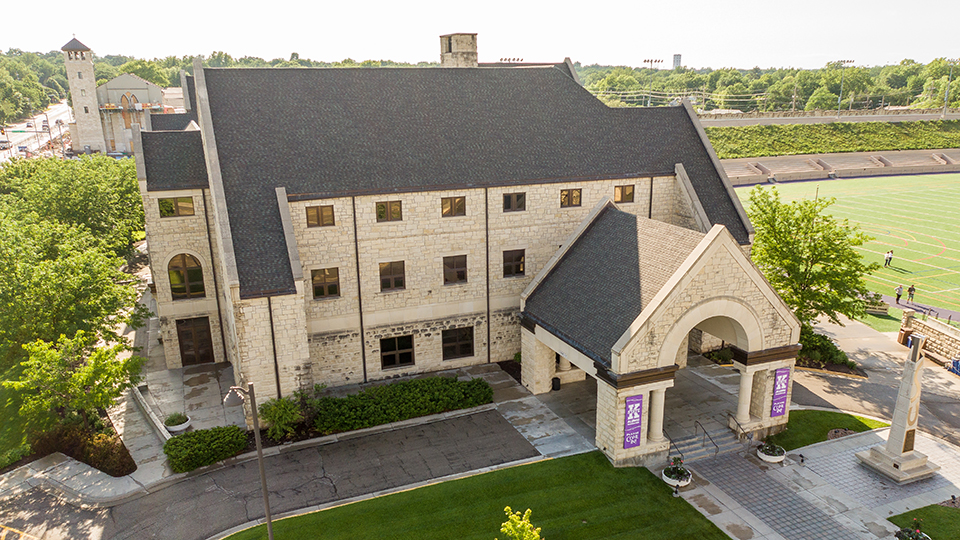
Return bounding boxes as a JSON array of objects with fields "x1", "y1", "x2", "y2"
[{"x1": 519, "y1": 200, "x2": 801, "y2": 466}]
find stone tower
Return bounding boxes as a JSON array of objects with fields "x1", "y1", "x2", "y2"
[
  {"x1": 439, "y1": 33, "x2": 478, "y2": 67},
  {"x1": 62, "y1": 38, "x2": 106, "y2": 153}
]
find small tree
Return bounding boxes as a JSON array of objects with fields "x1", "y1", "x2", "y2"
[
  {"x1": 747, "y1": 186, "x2": 879, "y2": 327},
  {"x1": 4, "y1": 331, "x2": 145, "y2": 430},
  {"x1": 496, "y1": 507, "x2": 542, "y2": 540}
]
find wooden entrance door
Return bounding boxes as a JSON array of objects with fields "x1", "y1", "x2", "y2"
[{"x1": 177, "y1": 317, "x2": 214, "y2": 366}]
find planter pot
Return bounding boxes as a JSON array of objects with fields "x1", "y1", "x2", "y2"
[
  {"x1": 166, "y1": 416, "x2": 191, "y2": 434},
  {"x1": 662, "y1": 469, "x2": 692, "y2": 488},
  {"x1": 757, "y1": 448, "x2": 785, "y2": 463}
]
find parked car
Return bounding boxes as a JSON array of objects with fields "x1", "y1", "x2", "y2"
[
  {"x1": 0, "y1": 140, "x2": 12, "y2": 150},
  {"x1": 25, "y1": 122, "x2": 33, "y2": 128},
  {"x1": 55, "y1": 119, "x2": 64, "y2": 125}
]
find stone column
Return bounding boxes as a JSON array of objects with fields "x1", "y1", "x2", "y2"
[
  {"x1": 557, "y1": 355, "x2": 571, "y2": 371},
  {"x1": 520, "y1": 327, "x2": 555, "y2": 395},
  {"x1": 736, "y1": 367, "x2": 754, "y2": 424},
  {"x1": 648, "y1": 388, "x2": 666, "y2": 443}
]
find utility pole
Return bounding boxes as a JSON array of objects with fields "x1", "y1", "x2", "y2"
[
  {"x1": 836, "y1": 59, "x2": 854, "y2": 118},
  {"x1": 944, "y1": 59, "x2": 957, "y2": 119}
]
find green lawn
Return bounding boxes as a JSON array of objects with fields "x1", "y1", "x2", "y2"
[
  {"x1": 0, "y1": 363, "x2": 28, "y2": 457},
  {"x1": 737, "y1": 174, "x2": 960, "y2": 314},
  {"x1": 767, "y1": 410, "x2": 888, "y2": 451},
  {"x1": 889, "y1": 504, "x2": 960, "y2": 539},
  {"x1": 226, "y1": 451, "x2": 728, "y2": 540},
  {"x1": 857, "y1": 307, "x2": 904, "y2": 333}
]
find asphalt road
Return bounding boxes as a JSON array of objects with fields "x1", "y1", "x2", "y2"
[
  {"x1": 0, "y1": 410, "x2": 538, "y2": 540},
  {"x1": 1, "y1": 102, "x2": 71, "y2": 162}
]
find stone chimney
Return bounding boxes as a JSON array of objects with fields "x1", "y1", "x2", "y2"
[{"x1": 440, "y1": 33, "x2": 478, "y2": 67}]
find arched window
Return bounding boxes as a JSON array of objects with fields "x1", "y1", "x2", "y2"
[
  {"x1": 121, "y1": 93, "x2": 139, "y2": 129},
  {"x1": 168, "y1": 254, "x2": 205, "y2": 300}
]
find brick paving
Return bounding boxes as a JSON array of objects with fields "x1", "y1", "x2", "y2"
[{"x1": 695, "y1": 453, "x2": 856, "y2": 540}]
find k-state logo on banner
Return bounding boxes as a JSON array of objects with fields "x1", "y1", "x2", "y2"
[
  {"x1": 623, "y1": 395, "x2": 643, "y2": 449},
  {"x1": 770, "y1": 367, "x2": 790, "y2": 418}
]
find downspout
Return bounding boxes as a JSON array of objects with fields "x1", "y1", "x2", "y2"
[
  {"x1": 202, "y1": 188, "x2": 228, "y2": 364},
  {"x1": 648, "y1": 177, "x2": 654, "y2": 219},
  {"x1": 267, "y1": 296, "x2": 282, "y2": 398},
  {"x1": 352, "y1": 196, "x2": 368, "y2": 382},
  {"x1": 485, "y1": 187, "x2": 491, "y2": 363}
]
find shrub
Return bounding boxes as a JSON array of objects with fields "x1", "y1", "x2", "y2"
[
  {"x1": 0, "y1": 443, "x2": 32, "y2": 470},
  {"x1": 314, "y1": 376, "x2": 493, "y2": 435},
  {"x1": 258, "y1": 396, "x2": 303, "y2": 442},
  {"x1": 28, "y1": 423, "x2": 135, "y2": 476},
  {"x1": 799, "y1": 325, "x2": 855, "y2": 369},
  {"x1": 164, "y1": 412, "x2": 188, "y2": 427},
  {"x1": 163, "y1": 425, "x2": 247, "y2": 473}
]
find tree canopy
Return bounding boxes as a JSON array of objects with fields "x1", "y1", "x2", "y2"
[{"x1": 746, "y1": 186, "x2": 879, "y2": 326}]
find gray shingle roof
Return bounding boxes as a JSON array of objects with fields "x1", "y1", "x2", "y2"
[
  {"x1": 187, "y1": 66, "x2": 747, "y2": 297},
  {"x1": 150, "y1": 113, "x2": 196, "y2": 131},
  {"x1": 142, "y1": 131, "x2": 208, "y2": 191},
  {"x1": 477, "y1": 62, "x2": 578, "y2": 81},
  {"x1": 523, "y1": 206, "x2": 705, "y2": 366},
  {"x1": 61, "y1": 38, "x2": 90, "y2": 51}
]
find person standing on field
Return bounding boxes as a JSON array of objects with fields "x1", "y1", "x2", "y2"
[
  {"x1": 895, "y1": 284, "x2": 903, "y2": 304},
  {"x1": 908, "y1": 285, "x2": 915, "y2": 303},
  {"x1": 888, "y1": 250, "x2": 894, "y2": 267},
  {"x1": 884, "y1": 251, "x2": 891, "y2": 267}
]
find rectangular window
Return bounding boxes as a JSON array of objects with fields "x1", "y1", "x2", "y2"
[
  {"x1": 443, "y1": 255, "x2": 467, "y2": 285},
  {"x1": 442, "y1": 327, "x2": 474, "y2": 360},
  {"x1": 306, "y1": 205, "x2": 335, "y2": 227},
  {"x1": 158, "y1": 197, "x2": 195, "y2": 217},
  {"x1": 379, "y1": 261, "x2": 405, "y2": 291},
  {"x1": 77, "y1": 71, "x2": 82, "y2": 79},
  {"x1": 560, "y1": 189, "x2": 582, "y2": 208},
  {"x1": 614, "y1": 185, "x2": 635, "y2": 203},
  {"x1": 376, "y1": 201, "x2": 402, "y2": 222},
  {"x1": 81, "y1": 89, "x2": 86, "y2": 97},
  {"x1": 84, "y1": 106, "x2": 89, "y2": 114},
  {"x1": 311, "y1": 268, "x2": 340, "y2": 299},
  {"x1": 503, "y1": 249, "x2": 525, "y2": 277},
  {"x1": 503, "y1": 193, "x2": 526, "y2": 212},
  {"x1": 441, "y1": 196, "x2": 466, "y2": 217},
  {"x1": 381, "y1": 335, "x2": 414, "y2": 368}
]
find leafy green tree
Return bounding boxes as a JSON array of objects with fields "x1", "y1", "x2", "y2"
[
  {"x1": 118, "y1": 59, "x2": 168, "y2": 86},
  {"x1": 746, "y1": 186, "x2": 879, "y2": 326},
  {"x1": 4, "y1": 331, "x2": 144, "y2": 430},
  {"x1": 0, "y1": 155, "x2": 143, "y2": 257},
  {"x1": 804, "y1": 86, "x2": 838, "y2": 110},
  {"x1": 496, "y1": 507, "x2": 541, "y2": 540}
]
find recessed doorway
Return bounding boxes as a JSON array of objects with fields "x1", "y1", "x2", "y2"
[{"x1": 177, "y1": 317, "x2": 214, "y2": 366}]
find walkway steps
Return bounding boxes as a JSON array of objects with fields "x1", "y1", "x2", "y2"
[{"x1": 671, "y1": 429, "x2": 746, "y2": 463}]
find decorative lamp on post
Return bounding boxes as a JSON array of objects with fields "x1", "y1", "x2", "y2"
[
  {"x1": 836, "y1": 59, "x2": 854, "y2": 118},
  {"x1": 223, "y1": 383, "x2": 274, "y2": 540}
]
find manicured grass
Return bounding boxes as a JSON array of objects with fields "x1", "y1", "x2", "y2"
[
  {"x1": 737, "y1": 174, "x2": 960, "y2": 313},
  {"x1": 857, "y1": 307, "x2": 904, "y2": 333},
  {"x1": 226, "y1": 451, "x2": 728, "y2": 540},
  {"x1": 0, "y1": 363, "x2": 28, "y2": 456},
  {"x1": 767, "y1": 410, "x2": 888, "y2": 451},
  {"x1": 889, "y1": 504, "x2": 960, "y2": 539}
]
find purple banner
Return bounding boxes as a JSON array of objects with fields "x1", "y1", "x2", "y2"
[
  {"x1": 770, "y1": 367, "x2": 790, "y2": 417},
  {"x1": 623, "y1": 394, "x2": 643, "y2": 449}
]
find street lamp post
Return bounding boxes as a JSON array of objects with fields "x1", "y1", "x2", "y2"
[
  {"x1": 223, "y1": 383, "x2": 274, "y2": 540},
  {"x1": 836, "y1": 59, "x2": 854, "y2": 118},
  {"x1": 944, "y1": 59, "x2": 957, "y2": 119},
  {"x1": 642, "y1": 59, "x2": 663, "y2": 106}
]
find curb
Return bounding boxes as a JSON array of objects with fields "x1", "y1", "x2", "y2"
[
  {"x1": 794, "y1": 365, "x2": 868, "y2": 380},
  {"x1": 0, "y1": 402, "x2": 498, "y2": 508}
]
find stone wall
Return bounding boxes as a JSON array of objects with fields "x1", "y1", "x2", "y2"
[
  {"x1": 64, "y1": 51, "x2": 105, "y2": 153},
  {"x1": 902, "y1": 311, "x2": 960, "y2": 362}
]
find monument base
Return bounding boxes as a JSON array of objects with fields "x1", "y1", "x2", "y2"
[{"x1": 855, "y1": 446, "x2": 940, "y2": 485}]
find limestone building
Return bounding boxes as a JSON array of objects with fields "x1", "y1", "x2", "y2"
[
  {"x1": 61, "y1": 38, "x2": 171, "y2": 154},
  {"x1": 135, "y1": 34, "x2": 801, "y2": 466}
]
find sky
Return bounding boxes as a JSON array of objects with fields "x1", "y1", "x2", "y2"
[{"x1": 4, "y1": 0, "x2": 958, "y2": 70}]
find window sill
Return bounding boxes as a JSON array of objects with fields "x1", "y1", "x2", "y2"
[
  {"x1": 381, "y1": 363, "x2": 415, "y2": 370},
  {"x1": 443, "y1": 282, "x2": 468, "y2": 287},
  {"x1": 312, "y1": 296, "x2": 341, "y2": 301}
]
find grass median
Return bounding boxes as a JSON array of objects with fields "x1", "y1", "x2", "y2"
[
  {"x1": 226, "y1": 451, "x2": 727, "y2": 540},
  {"x1": 890, "y1": 504, "x2": 960, "y2": 539},
  {"x1": 767, "y1": 410, "x2": 888, "y2": 451}
]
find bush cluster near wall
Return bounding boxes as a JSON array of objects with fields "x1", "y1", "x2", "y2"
[
  {"x1": 29, "y1": 423, "x2": 136, "y2": 477},
  {"x1": 797, "y1": 326, "x2": 857, "y2": 370},
  {"x1": 259, "y1": 376, "x2": 494, "y2": 443},
  {"x1": 163, "y1": 426, "x2": 247, "y2": 474},
  {"x1": 705, "y1": 120, "x2": 960, "y2": 159}
]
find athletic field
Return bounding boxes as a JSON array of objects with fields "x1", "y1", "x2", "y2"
[{"x1": 735, "y1": 173, "x2": 960, "y2": 314}]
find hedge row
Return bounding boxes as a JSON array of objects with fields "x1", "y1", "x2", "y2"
[
  {"x1": 259, "y1": 376, "x2": 494, "y2": 441},
  {"x1": 704, "y1": 120, "x2": 960, "y2": 159},
  {"x1": 163, "y1": 425, "x2": 247, "y2": 474},
  {"x1": 30, "y1": 424, "x2": 136, "y2": 477}
]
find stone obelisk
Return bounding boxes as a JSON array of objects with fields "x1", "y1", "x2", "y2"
[{"x1": 856, "y1": 334, "x2": 940, "y2": 484}]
